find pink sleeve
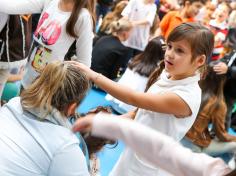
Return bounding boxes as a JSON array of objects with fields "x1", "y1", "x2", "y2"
[{"x1": 92, "y1": 113, "x2": 232, "y2": 176}]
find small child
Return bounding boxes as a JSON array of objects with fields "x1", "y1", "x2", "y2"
[
  {"x1": 157, "y1": 0, "x2": 205, "y2": 39},
  {"x1": 72, "y1": 22, "x2": 214, "y2": 176},
  {"x1": 121, "y1": 0, "x2": 157, "y2": 56},
  {"x1": 209, "y1": 3, "x2": 230, "y2": 60}
]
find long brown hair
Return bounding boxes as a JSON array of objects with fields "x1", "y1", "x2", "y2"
[
  {"x1": 129, "y1": 36, "x2": 165, "y2": 77},
  {"x1": 225, "y1": 169, "x2": 236, "y2": 176},
  {"x1": 66, "y1": 0, "x2": 96, "y2": 38},
  {"x1": 199, "y1": 63, "x2": 226, "y2": 115},
  {"x1": 21, "y1": 61, "x2": 89, "y2": 117},
  {"x1": 145, "y1": 22, "x2": 214, "y2": 91}
]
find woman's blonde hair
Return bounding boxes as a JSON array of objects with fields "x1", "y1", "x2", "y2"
[
  {"x1": 109, "y1": 18, "x2": 132, "y2": 35},
  {"x1": 99, "y1": 1, "x2": 128, "y2": 33},
  {"x1": 21, "y1": 61, "x2": 89, "y2": 116}
]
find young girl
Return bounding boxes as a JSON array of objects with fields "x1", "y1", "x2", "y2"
[
  {"x1": 106, "y1": 36, "x2": 165, "y2": 114},
  {"x1": 0, "y1": 61, "x2": 90, "y2": 175},
  {"x1": 121, "y1": 0, "x2": 157, "y2": 56},
  {"x1": 91, "y1": 18, "x2": 133, "y2": 80},
  {"x1": 72, "y1": 22, "x2": 214, "y2": 175},
  {"x1": 0, "y1": 0, "x2": 95, "y2": 88}
]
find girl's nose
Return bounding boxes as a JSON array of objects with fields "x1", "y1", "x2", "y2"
[{"x1": 165, "y1": 49, "x2": 173, "y2": 59}]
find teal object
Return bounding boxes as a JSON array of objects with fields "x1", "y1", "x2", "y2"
[
  {"x1": 78, "y1": 88, "x2": 125, "y2": 176},
  {"x1": 232, "y1": 103, "x2": 236, "y2": 113},
  {"x1": 1, "y1": 82, "x2": 20, "y2": 101}
]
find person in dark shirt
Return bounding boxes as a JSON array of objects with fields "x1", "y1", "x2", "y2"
[{"x1": 91, "y1": 18, "x2": 132, "y2": 80}]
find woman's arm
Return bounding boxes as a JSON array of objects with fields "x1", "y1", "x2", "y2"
[
  {"x1": 72, "y1": 62, "x2": 191, "y2": 117},
  {"x1": 73, "y1": 113, "x2": 232, "y2": 176},
  {"x1": 0, "y1": 0, "x2": 48, "y2": 14}
]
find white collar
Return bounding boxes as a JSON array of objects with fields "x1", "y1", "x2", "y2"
[{"x1": 156, "y1": 69, "x2": 200, "y2": 87}]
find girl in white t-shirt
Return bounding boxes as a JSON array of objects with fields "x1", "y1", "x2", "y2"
[
  {"x1": 121, "y1": 0, "x2": 157, "y2": 56},
  {"x1": 0, "y1": 0, "x2": 95, "y2": 88},
  {"x1": 71, "y1": 22, "x2": 214, "y2": 176}
]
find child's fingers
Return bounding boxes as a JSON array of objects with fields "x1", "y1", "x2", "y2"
[{"x1": 72, "y1": 114, "x2": 94, "y2": 132}]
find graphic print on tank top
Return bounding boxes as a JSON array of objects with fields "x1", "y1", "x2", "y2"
[{"x1": 30, "y1": 12, "x2": 62, "y2": 72}]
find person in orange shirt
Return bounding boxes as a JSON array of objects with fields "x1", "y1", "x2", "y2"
[{"x1": 155, "y1": 0, "x2": 205, "y2": 39}]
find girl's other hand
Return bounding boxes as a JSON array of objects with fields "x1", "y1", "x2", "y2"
[{"x1": 72, "y1": 113, "x2": 95, "y2": 133}]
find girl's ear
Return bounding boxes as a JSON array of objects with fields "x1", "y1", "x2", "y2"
[
  {"x1": 66, "y1": 102, "x2": 78, "y2": 117},
  {"x1": 196, "y1": 55, "x2": 206, "y2": 68}
]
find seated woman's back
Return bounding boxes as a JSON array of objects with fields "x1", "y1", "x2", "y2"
[
  {"x1": 0, "y1": 61, "x2": 90, "y2": 176},
  {"x1": 91, "y1": 19, "x2": 133, "y2": 80}
]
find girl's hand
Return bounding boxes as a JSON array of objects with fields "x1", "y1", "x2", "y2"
[
  {"x1": 67, "y1": 61, "x2": 98, "y2": 81},
  {"x1": 72, "y1": 113, "x2": 95, "y2": 133}
]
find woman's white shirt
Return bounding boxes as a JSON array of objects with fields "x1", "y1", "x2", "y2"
[{"x1": 0, "y1": 97, "x2": 89, "y2": 176}]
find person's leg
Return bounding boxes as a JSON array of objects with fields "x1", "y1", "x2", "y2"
[
  {"x1": 180, "y1": 137, "x2": 203, "y2": 153},
  {"x1": 202, "y1": 139, "x2": 236, "y2": 155},
  {"x1": 225, "y1": 95, "x2": 235, "y2": 130},
  {"x1": 0, "y1": 68, "x2": 10, "y2": 105}
]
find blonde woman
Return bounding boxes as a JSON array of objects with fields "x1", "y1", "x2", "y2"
[
  {"x1": 0, "y1": 61, "x2": 90, "y2": 176},
  {"x1": 91, "y1": 18, "x2": 133, "y2": 80}
]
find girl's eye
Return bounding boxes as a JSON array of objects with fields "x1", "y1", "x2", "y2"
[
  {"x1": 175, "y1": 48, "x2": 184, "y2": 53},
  {"x1": 167, "y1": 44, "x2": 172, "y2": 49}
]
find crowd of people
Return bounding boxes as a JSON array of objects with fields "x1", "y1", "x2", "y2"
[{"x1": 0, "y1": 0, "x2": 236, "y2": 175}]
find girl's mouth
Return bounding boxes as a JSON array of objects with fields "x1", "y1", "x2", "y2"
[{"x1": 165, "y1": 60, "x2": 173, "y2": 66}]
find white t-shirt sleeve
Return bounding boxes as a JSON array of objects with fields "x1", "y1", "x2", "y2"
[
  {"x1": 0, "y1": 0, "x2": 49, "y2": 14},
  {"x1": 75, "y1": 9, "x2": 93, "y2": 67},
  {"x1": 0, "y1": 13, "x2": 8, "y2": 32},
  {"x1": 48, "y1": 143, "x2": 90, "y2": 176},
  {"x1": 121, "y1": 0, "x2": 136, "y2": 18},
  {"x1": 172, "y1": 86, "x2": 201, "y2": 117},
  {"x1": 91, "y1": 114, "x2": 231, "y2": 176},
  {"x1": 146, "y1": 5, "x2": 157, "y2": 26}
]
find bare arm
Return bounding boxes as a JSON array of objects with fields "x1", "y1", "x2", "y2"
[
  {"x1": 0, "y1": 0, "x2": 49, "y2": 14},
  {"x1": 72, "y1": 62, "x2": 191, "y2": 117},
  {"x1": 132, "y1": 20, "x2": 150, "y2": 26},
  {"x1": 0, "y1": 13, "x2": 8, "y2": 31}
]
